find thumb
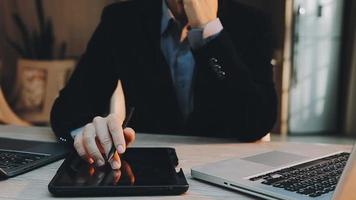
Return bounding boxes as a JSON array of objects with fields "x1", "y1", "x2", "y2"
[
  {"x1": 110, "y1": 151, "x2": 121, "y2": 169},
  {"x1": 123, "y1": 127, "x2": 136, "y2": 146}
]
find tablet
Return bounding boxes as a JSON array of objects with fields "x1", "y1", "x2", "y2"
[{"x1": 48, "y1": 148, "x2": 189, "y2": 196}]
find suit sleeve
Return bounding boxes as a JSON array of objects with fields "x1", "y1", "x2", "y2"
[
  {"x1": 50, "y1": 8, "x2": 119, "y2": 144},
  {"x1": 191, "y1": 15, "x2": 278, "y2": 141}
]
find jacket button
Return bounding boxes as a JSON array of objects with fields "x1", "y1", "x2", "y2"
[
  {"x1": 209, "y1": 57, "x2": 218, "y2": 65},
  {"x1": 217, "y1": 71, "x2": 226, "y2": 80},
  {"x1": 211, "y1": 64, "x2": 222, "y2": 72}
]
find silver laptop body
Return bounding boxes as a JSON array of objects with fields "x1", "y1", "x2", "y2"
[{"x1": 191, "y1": 143, "x2": 355, "y2": 200}]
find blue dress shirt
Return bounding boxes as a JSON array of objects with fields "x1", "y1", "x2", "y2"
[{"x1": 160, "y1": 0, "x2": 222, "y2": 119}]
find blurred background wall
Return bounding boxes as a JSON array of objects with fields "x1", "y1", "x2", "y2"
[{"x1": 0, "y1": 0, "x2": 116, "y2": 96}]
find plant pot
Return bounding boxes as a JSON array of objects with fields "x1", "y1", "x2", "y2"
[{"x1": 14, "y1": 59, "x2": 75, "y2": 124}]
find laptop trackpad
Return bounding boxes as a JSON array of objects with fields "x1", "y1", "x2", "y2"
[{"x1": 242, "y1": 151, "x2": 308, "y2": 167}]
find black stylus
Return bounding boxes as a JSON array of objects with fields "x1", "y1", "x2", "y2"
[{"x1": 107, "y1": 107, "x2": 135, "y2": 162}]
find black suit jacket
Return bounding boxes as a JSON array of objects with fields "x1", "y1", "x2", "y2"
[{"x1": 51, "y1": 0, "x2": 278, "y2": 144}]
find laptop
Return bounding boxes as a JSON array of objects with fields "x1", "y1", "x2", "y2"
[
  {"x1": 191, "y1": 142, "x2": 356, "y2": 200},
  {"x1": 0, "y1": 137, "x2": 69, "y2": 179}
]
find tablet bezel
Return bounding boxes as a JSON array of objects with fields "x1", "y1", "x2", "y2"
[{"x1": 48, "y1": 147, "x2": 189, "y2": 197}]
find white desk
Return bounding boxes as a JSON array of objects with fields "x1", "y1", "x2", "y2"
[{"x1": 0, "y1": 125, "x2": 351, "y2": 200}]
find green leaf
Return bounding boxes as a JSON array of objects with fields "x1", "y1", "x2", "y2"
[
  {"x1": 35, "y1": 0, "x2": 46, "y2": 34},
  {"x1": 12, "y1": 14, "x2": 33, "y2": 57},
  {"x1": 43, "y1": 19, "x2": 55, "y2": 59},
  {"x1": 31, "y1": 31, "x2": 41, "y2": 59},
  {"x1": 6, "y1": 36, "x2": 27, "y2": 58}
]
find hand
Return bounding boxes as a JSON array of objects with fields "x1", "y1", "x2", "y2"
[
  {"x1": 108, "y1": 161, "x2": 135, "y2": 185},
  {"x1": 183, "y1": 0, "x2": 218, "y2": 28},
  {"x1": 73, "y1": 114, "x2": 135, "y2": 169},
  {"x1": 83, "y1": 160, "x2": 135, "y2": 186}
]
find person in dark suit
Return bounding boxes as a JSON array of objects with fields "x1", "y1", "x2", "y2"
[{"x1": 51, "y1": 0, "x2": 277, "y2": 169}]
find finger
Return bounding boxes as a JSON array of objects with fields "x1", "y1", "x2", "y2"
[
  {"x1": 122, "y1": 161, "x2": 135, "y2": 185},
  {"x1": 74, "y1": 133, "x2": 94, "y2": 164},
  {"x1": 123, "y1": 127, "x2": 135, "y2": 147},
  {"x1": 113, "y1": 169, "x2": 122, "y2": 184},
  {"x1": 110, "y1": 151, "x2": 121, "y2": 170},
  {"x1": 83, "y1": 124, "x2": 105, "y2": 166},
  {"x1": 93, "y1": 116, "x2": 113, "y2": 158},
  {"x1": 95, "y1": 138, "x2": 105, "y2": 154},
  {"x1": 88, "y1": 157, "x2": 95, "y2": 165},
  {"x1": 89, "y1": 166, "x2": 95, "y2": 176},
  {"x1": 73, "y1": 131, "x2": 86, "y2": 159},
  {"x1": 107, "y1": 114, "x2": 126, "y2": 154}
]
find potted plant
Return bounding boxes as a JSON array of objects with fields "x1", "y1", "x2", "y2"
[{"x1": 6, "y1": 0, "x2": 75, "y2": 124}]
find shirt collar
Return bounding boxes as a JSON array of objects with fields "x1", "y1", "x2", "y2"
[{"x1": 161, "y1": 0, "x2": 176, "y2": 35}]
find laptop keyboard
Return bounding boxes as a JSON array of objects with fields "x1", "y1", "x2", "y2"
[
  {"x1": 0, "y1": 150, "x2": 49, "y2": 171},
  {"x1": 249, "y1": 152, "x2": 350, "y2": 198}
]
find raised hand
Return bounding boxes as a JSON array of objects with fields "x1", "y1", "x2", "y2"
[{"x1": 183, "y1": 0, "x2": 218, "y2": 28}]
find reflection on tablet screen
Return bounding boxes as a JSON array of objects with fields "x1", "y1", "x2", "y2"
[{"x1": 53, "y1": 150, "x2": 178, "y2": 187}]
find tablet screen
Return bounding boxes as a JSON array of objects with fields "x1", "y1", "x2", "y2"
[{"x1": 53, "y1": 148, "x2": 179, "y2": 187}]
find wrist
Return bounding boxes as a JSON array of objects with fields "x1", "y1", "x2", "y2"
[
  {"x1": 188, "y1": 18, "x2": 223, "y2": 49},
  {"x1": 190, "y1": 17, "x2": 218, "y2": 29}
]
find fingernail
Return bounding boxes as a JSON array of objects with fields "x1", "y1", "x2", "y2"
[
  {"x1": 88, "y1": 158, "x2": 94, "y2": 164},
  {"x1": 117, "y1": 145, "x2": 125, "y2": 154},
  {"x1": 97, "y1": 159, "x2": 105, "y2": 167},
  {"x1": 110, "y1": 161, "x2": 121, "y2": 169}
]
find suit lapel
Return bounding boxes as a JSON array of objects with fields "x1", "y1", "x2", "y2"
[{"x1": 138, "y1": 0, "x2": 184, "y2": 127}]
